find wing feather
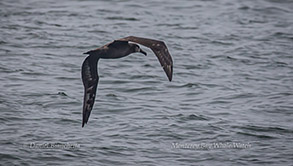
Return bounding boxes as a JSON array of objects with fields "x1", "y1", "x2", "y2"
[
  {"x1": 81, "y1": 55, "x2": 99, "y2": 127},
  {"x1": 119, "y1": 36, "x2": 173, "y2": 81}
]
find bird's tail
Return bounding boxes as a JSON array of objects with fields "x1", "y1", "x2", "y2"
[
  {"x1": 83, "y1": 50, "x2": 93, "y2": 54},
  {"x1": 84, "y1": 49, "x2": 101, "y2": 55}
]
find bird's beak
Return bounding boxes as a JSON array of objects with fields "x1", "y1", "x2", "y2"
[{"x1": 140, "y1": 49, "x2": 147, "y2": 56}]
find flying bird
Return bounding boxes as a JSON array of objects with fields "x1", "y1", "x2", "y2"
[{"x1": 81, "y1": 36, "x2": 173, "y2": 127}]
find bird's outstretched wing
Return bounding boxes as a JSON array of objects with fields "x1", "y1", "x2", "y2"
[
  {"x1": 119, "y1": 36, "x2": 173, "y2": 81},
  {"x1": 81, "y1": 54, "x2": 99, "y2": 127}
]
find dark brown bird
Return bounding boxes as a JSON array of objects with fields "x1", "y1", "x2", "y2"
[{"x1": 81, "y1": 36, "x2": 173, "y2": 127}]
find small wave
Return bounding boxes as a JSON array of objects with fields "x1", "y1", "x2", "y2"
[{"x1": 106, "y1": 16, "x2": 139, "y2": 21}]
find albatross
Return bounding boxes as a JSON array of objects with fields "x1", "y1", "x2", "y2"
[{"x1": 81, "y1": 36, "x2": 173, "y2": 127}]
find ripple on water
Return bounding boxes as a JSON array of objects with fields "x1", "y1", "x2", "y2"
[{"x1": 1, "y1": 0, "x2": 293, "y2": 165}]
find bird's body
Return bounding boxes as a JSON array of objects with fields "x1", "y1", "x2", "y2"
[
  {"x1": 81, "y1": 36, "x2": 173, "y2": 127},
  {"x1": 85, "y1": 41, "x2": 141, "y2": 59}
]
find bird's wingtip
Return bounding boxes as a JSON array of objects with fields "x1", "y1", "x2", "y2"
[
  {"x1": 82, "y1": 120, "x2": 88, "y2": 127},
  {"x1": 82, "y1": 110, "x2": 91, "y2": 128}
]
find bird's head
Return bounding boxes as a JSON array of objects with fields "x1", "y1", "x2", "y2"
[{"x1": 133, "y1": 44, "x2": 147, "y2": 56}]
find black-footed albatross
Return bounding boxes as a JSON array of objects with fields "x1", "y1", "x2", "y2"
[{"x1": 81, "y1": 36, "x2": 173, "y2": 127}]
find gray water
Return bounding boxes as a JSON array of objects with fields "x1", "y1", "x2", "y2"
[{"x1": 1, "y1": 0, "x2": 293, "y2": 165}]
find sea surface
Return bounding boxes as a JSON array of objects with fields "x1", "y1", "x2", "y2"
[{"x1": 1, "y1": 0, "x2": 293, "y2": 165}]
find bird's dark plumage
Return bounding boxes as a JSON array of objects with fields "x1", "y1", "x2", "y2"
[
  {"x1": 119, "y1": 36, "x2": 173, "y2": 81},
  {"x1": 81, "y1": 36, "x2": 173, "y2": 127}
]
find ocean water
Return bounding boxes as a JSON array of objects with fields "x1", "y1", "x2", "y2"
[{"x1": 0, "y1": 0, "x2": 293, "y2": 165}]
